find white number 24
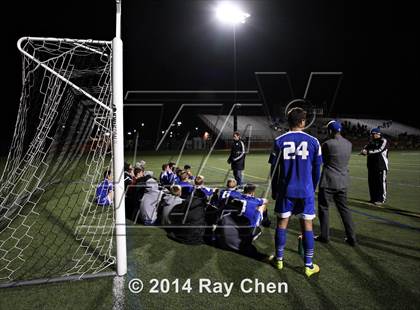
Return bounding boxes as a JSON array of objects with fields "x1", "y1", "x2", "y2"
[{"x1": 283, "y1": 141, "x2": 309, "y2": 160}]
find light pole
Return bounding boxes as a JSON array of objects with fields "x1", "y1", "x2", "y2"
[
  {"x1": 233, "y1": 24, "x2": 237, "y2": 131},
  {"x1": 215, "y1": 1, "x2": 250, "y2": 132}
]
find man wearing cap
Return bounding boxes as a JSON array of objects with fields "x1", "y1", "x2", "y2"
[
  {"x1": 361, "y1": 128, "x2": 389, "y2": 205},
  {"x1": 316, "y1": 120, "x2": 357, "y2": 246}
]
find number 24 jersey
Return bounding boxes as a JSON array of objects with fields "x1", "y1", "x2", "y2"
[{"x1": 269, "y1": 131, "x2": 322, "y2": 198}]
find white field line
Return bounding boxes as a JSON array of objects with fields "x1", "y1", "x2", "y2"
[
  {"x1": 349, "y1": 160, "x2": 420, "y2": 166},
  {"x1": 206, "y1": 164, "x2": 419, "y2": 187},
  {"x1": 205, "y1": 165, "x2": 267, "y2": 181},
  {"x1": 350, "y1": 176, "x2": 420, "y2": 188},
  {"x1": 112, "y1": 276, "x2": 125, "y2": 310},
  {"x1": 348, "y1": 164, "x2": 420, "y2": 173},
  {"x1": 351, "y1": 157, "x2": 420, "y2": 164}
]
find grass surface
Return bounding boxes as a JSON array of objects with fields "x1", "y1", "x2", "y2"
[{"x1": 1, "y1": 150, "x2": 420, "y2": 309}]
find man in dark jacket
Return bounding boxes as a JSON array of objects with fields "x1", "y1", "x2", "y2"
[
  {"x1": 124, "y1": 162, "x2": 133, "y2": 191},
  {"x1": 361, "y1": 127, "x2": 389, "y2": 205},
  {"x1": 227, "y1": 131, "x2": 246, "y2": 185},
  {"x1": 316, "y1": 120, "x2": 357, "y2": 246}
]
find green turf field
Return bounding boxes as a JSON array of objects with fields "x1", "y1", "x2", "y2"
[{"x1": 1, "y1": 150, "x2": 420, "y2": 309}]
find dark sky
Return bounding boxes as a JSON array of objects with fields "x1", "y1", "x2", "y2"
[{"x1": 1, "y1": 0, "x2": 419, "y2": 151}]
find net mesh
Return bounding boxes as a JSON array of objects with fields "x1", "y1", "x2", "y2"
[{"x1": 0, "y1": 38, "x2": 115, "y2": 284}]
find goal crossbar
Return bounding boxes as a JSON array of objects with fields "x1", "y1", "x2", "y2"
[{"x1": 17, "y1": 37, "x2": 113, "y2": 113}]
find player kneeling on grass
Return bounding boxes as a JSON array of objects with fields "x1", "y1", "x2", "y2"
[
  {"x1": 217, "y1": 178, "x2": 242, "y2": 208},
  {"x1": 138, "y1": 176, "x2": 163, "y2": 225},
  {"x1": 206, "y1": 178, "x2": 242, "y2": 238},
  {"x1": 269, "y1": 106, "x2": 322, "y2": 277},
  {"x1": 95, "y1": 170, "x2": 113, "y2": 207},
  {"x1": 124, "y1": 162, "x2": 134, "y2": 191},
  {"x1": 216, "y1": 183, "x2": 270, "y2": 261},
  {"x1": 218, "y1": 179, "x2": 271, "y2": 227},
  {"x1": 126, "y1": 167, "x2": 145, "y2": 219},
  {"x1": 160, "y1": 185, "x2": 183, "y2": 225},
  {"x1": 166, "y1": 189, "x2": 208, "y2": 245},
  {"x1": 194, "y1": 175, "x2": 215, "y2": 198},
  {"x1": 160, "y1": 163, "x2": 175, "y2": 186},
  {"x1": 178, "y1": 170, "x2": 194, "y2": 198},
  {"x1": 184, "y1": 164, "x2": 195, "y2": 180}
]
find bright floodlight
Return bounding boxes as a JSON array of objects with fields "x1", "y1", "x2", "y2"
[{"x1": 216, "y1": 2, "x2": 250, "y2": 25}]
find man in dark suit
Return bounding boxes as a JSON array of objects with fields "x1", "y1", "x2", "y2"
[
  {"x1": 316, "y1": 120, "x2": 357, "y2": 246},
  {"x1": 227, "y1": 131, "x2": 246, "y2": 186}
]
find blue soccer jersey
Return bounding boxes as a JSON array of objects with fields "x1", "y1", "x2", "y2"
[
  {"x1": 96, "y1": 179, "x2": 113, "y2": 206},
  {"x1": 196, "y1": 186, "x2": 214, "y2": 197},
  {"x1": 239, "y1": 194, "x2": 265, "y2": 227},
  {"x1": 269, "y1": 131, "x2": 322, "y2": 198},
  {"x1": 178, "y1": 181, "x2": 194, "y2": 198},
  {"x1": 160, "y1": 171, "x2": 175, "y2": 185},
  {"x1": 217, "y1": 188, "x2": 242, "y2": 209},
  {"x1": 219, "y1": 188, "x2": 242, "y2": 201}
]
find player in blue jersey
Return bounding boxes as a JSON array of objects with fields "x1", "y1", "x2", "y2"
[
  {"x1": 160, "y1": 163, "x2": 175, "y2": 186},
  {"x1": 194, "y1": 175, "x2": 214, "y2": 198},
  {"x1": 268, "y1": 106, "x2": 322, "y2": 277},
  {"x1": 218, "y1": 178, "x2": 242, "y2": 209},
  {"x1": 184, "y1": 164, "x2": 195, "y2": 180},
  {"x1": 216, "y1": 183, "x2": 270, "y2": 261},
  {"x1": 95, "y1": 170, "x2": 113, "y2": 207},
  {"x1": 178, "y1": 170, "x2": 194, "y2": 198},
  {"x1": 239, "y1": 184, "x2": 268, "y2": 228}
]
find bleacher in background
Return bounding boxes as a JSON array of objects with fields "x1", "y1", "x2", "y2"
[
  {"x1": 199, "y1": 114, "x2": 420, "y2": 149},
  {"x1": 199, "y1": 114, "x2": 277, "y2": 142},
  {"x1": 339, "y1": 118, "x2": 420, "y2": 137}
]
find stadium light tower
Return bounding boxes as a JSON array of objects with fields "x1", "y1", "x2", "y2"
[
  {"x1": 215, "y1": 1, "x2": 250, "y2": 25},
  {"x1": 113, "y1": 0, "x2": 127, "y2": 277},
  {"x1": 215, "y1": 1, "x2": 250, "y2": 132}
]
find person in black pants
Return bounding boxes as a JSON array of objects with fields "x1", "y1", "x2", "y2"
[
  {"x1": 361, "y1": 127, "x2": 389, "y2": 205},
  {"x1": 316, "y1": 120, "x2": 357, "y2": 246},
  {"x1": 227, "y1": 131, "x2": 246, "y2": 186}
]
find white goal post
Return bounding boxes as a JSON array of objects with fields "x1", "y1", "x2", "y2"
[{"x1": 113, "y1": 0, "x2": 127, "y2": 277}]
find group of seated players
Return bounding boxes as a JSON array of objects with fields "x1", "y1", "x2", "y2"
[{"x1": 95, "y1": 161, "x2": 271, "y2": 260}]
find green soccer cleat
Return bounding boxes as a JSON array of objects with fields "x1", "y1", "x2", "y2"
[
  {"x1": 271, "y1": 258, "x2": 284, "y2": 270},
  {"x1": 305, "y1": 263, "x2": 320, "y2": 277}
]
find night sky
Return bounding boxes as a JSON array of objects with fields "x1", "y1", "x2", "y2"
[{"x1": 1, "y1": 0, "x2": 419, "y2": 151}]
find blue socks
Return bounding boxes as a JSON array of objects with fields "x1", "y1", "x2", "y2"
[
  {"x1": 275, "y1": 228, "x2": 287, "y2": 260},
  {"x1": 275, "y1": 228, "x2": 315, "y2": 267},
  {"x1": 303, "y1": 230, "x2": 315, "y2": 267}
]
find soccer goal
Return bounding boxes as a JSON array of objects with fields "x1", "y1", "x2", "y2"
[{"x1": 0, "y1": 1, "x2": 127, "y2": 288}]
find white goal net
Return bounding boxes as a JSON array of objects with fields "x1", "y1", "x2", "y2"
[{"x1": 0, "y1": 37, "x2": 117, "y2": 286}]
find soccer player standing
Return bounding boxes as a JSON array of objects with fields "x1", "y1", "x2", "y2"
[
  {"x1": 360, "y1": 127, "x2": 389, "y2": 205},
  {"x1": 269, "y1": 107, "x2": 322, "y2": 277}
]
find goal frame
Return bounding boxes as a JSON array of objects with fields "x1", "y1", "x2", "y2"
[{"x1": 0, "y1": 0, "x2": 127, "y2": 288}]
